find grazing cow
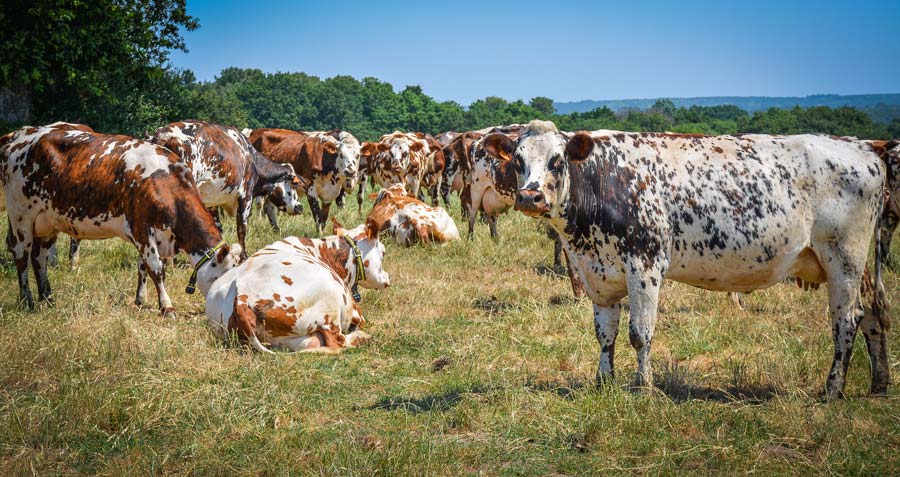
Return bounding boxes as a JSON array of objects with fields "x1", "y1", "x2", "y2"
[
  {"x1": 252, "y1": 130, "x2": 360, "y2": 234},
  {"x1": 0, "y1": 123, "x2": 242, "y2": 317},
  {"x1": 205, "y1": 218, "x2": 390, "y2": 353},
  {"x1": 368, "y1": 184, "x2": 460, "y2": 246},
  {"x1": 512, "y1": 120, "x2": 889, "y2": 398},
  {"x1": 149, "y1": 121, "x2": 304, "y2": 259}
]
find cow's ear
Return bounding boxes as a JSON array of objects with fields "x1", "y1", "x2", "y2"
[
  {"x1": 322, "y1": 140, "x2": 338, "y2": 155},
  {"x1": 483, "y1": 133, "x2": 515, "y2": 162},
  {"x1": 410, "y1": 141, "x2": 424, "y2": 153},
  {"x1": 364, "y1": 218, "x2": 380, "y2": 240},
  {"x1": 566, "y1": 133, "x2": 595, "y2": 162},
  {"x1": 375, "y1": 188, "x2": 391, "y2": 204},
  {"x1": 361, "y1": 142, "x2": 376, "y2": 156},
  {"x1": 216, "y1": 243, "x2": 232, "y2": 262},
  {"x1": 331, "y1": 217, "x2": 346, "y2": 236}
]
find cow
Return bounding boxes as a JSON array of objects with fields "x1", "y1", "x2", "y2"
[
  {"x1": 465, "y1": 133, "x2": 520, "y2": 240},
  {"x1": 205, "y1": 218, "x2": 390, "y2": 353},
  {"x1": 441, "y1": 131, "x2": 482, "y2": 213},
  {"x1": 0, "y1": 123, "x2": 242, "y2": 318},
  {"x1": 148, "y1": 121, "x2": 304, "y2": 260},
  {"x1": 368, "y1": 184, "x2": 460, "y2": 246},
  {"x1": 413, "y1": 132, "x2": 446, "y2": 206},
  {"x1": 369, "y1": 132, "x2": 428, "y2": 197},
  {"x1": 512, "y1": 120, "x2": 889, "y2": 399},
  {"x1": 251, "y1": 129, "x2": 360, "y2": 234},
  {"x1": 875, "y1": 140, "x2": 900, "y2": 269}
]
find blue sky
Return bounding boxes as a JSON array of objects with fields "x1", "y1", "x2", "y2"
[{"x1": 169, "y1": 0, "x2": 900, "y2": 105}]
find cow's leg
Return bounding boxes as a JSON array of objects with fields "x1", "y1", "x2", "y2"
[
  {"x1": 626, "y1": 264, "x2": 664, "y2": 391},
  {"x1": 466, "y1": 187, "x2": 480, "y2": 240},
  {"x1": 460, "y1": 183, "x2": 471, "y2": 219},
  {"x1": 487, "y1": 214, "x2": 499, "y2": 241},
  {"x1": 819, "y1": 246, "x2": 866, "y2": 399},
  {"x1": 209, "y1": 207, "x2": 223, "y2": 233},
  {"x1": 235, "y1": 197, "x2": 251, "y2": 262},
  {"x1": 263, "y1": 199, "x2": 281, "y2": 233},
  {"x1": 594, "y1": 303, "x2": 622, "y2": 386},
  {"x1": 860, "y1": 298, "x2": 890, "y2": 395},
  {"x1": 564, "y1": 248, "x2": 585, "y2": 298},
  {"x1": 30, "y1": 235, "x2": 57, "y2": 303},
  {"x1": 319, "y1": 202, "x2": 332, "y2": 233},
  {"x1": 306, "y1": 192, "x2": 323, "y2": 235},
  {"x1": 880, "y1": 209, "x2": 898, "y2": 270},
  {"x1": 7, "y1": 221, "x2": 35, "y2": 309},
  {"x1": 135, "y1": 255, "x2": 149, "y2": 306},
  {"x1": 141, "y1": 245, "x2": 175, "y2": 318},
  {"x1": 552, "y1": 233, "x2": 564, "y2": 273},
  {"x1": 68, "y1": 237, "x2": 80, "y2": 269},
  {"x1": 356, "y1": 179, "x2": 366, "y2": 213},
  {"x1": 335, "y1": 188, "x2": 345, "y2": 209},
  {"x1": 47, "y1": 241, "x2": 58, "y2": 268}
]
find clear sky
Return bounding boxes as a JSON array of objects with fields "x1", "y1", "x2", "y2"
[{"x1": 169, "y1": 0, "x2": 900, "y2": 105}]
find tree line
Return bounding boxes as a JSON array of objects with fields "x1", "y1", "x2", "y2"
[{"x1": 2, "y1": 0, "x2": 899, "y2": 142}]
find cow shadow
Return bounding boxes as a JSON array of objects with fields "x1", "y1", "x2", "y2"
[
  {"x1": 367, "y1": 384, "x2": 495, "y2": 414},
  {"x1": 654, "y1": 365, "x2": 781, "y2": 404},
  {"x1": 472, "y1": 296, "x2": 519, "y2": 314},
  {"x1": 524, "y1": 377, "x2": 588, "y2": 400},
  {"x1": 533, "y1": 263, "x2": 567, "y2": 278}
]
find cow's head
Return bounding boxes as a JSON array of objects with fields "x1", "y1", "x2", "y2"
[
  {"x1": 267, "y1": 164, "x2": 307, "y2": 215},
  {"x1": 333, "y1": 218, "x2": 391, "y2": 290},
  {"x1": 513, "y1": 120, "x2": 572, "y2": 219},
  {"x1": 195, "y1": 243, "x2": 244, "y2": 296}
]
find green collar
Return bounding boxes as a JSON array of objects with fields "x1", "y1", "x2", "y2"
[
  {"x1": 343, "y1": 235, "x2": 366, "y2": 302},
  {"x1": 185, "y1": 241, "x2": 226, "y2": 294}
]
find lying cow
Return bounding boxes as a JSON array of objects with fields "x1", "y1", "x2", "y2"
[
  {"x1": 205, "y1": 218, "x2": 389, "y2": 353},
  {"x1": 0, "y1": 122, "x2": 242, "y2": 317},
  {"x1": 513, "y1": 120, "x2": 889, "y2": 398},
  {"x1": 369, "y1": 184, "x2": 460, "y2": 246},
  {"x1": 151, "y1": 121, "x2": 304, "y2": 259}
]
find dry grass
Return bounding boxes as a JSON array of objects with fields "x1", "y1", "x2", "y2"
[{"x1": 1, "y1": 194, "x2": 899, "y2": 476}]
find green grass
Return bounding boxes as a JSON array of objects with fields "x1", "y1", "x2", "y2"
[{"x1": 1, "y1": 194, "x2": 899, "y2": 476}]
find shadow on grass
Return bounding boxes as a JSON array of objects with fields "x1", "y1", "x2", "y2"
[
  {"x1": 472, "y1": 296, "x2": 519, "y2": 313},
  {"x1": 524, "y1": 377, "x2": 588, "y2": 400},
  {"x1": 549, "y1": 294, "x2": 581, "y2": 306},
  {"x1": 533, "y1": 263, "x2": 566, "y2": 278},
  {"x1": 368, "y1": 384, "x2": 495, "y2": 414},
  {"x1": 655, "y1": 364, "x2": 782, "y2": 404}
]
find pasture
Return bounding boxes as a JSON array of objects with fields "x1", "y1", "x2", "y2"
[{"x1": 1, "y1": 194, "x2": 899, "y2": 476}]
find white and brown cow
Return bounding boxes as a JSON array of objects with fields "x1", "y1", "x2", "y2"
[
  {"x1": 513, "y1": 120, "x2": 889, "y2": 398},
  {"x1": 368, "y1": 131, "x2": 429, "y2": 197},
  {"x1": 413, "y1": 132, "x2": 446, "y2": 206},
  {"x1": 150, "y1": 121, "x2": 304, "y2": 259},
  {"x1": 368, "y1": 184, "x2": 460, "y2": 246},
  {"x1": 0, "y1": 123, "x2": 242, "y2": 317},
  {"x1": 250, "y1": 129, "x2": 360, "y2": 234},
  {"x1": 465, "y1": 133, "x2": 520, "y2": 240},
  {"x1": 440, "y1": 131, "x2": 482, "y2": 213},
  {"x1": 205, "y1": 218, "x2": 390, "y2": 353},
  {"x1": 874, "y1": 140, "x2": 900, "y2": 269}
]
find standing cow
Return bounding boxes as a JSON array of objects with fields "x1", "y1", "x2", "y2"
[
  {"x1": 513, "y1": 120, "x2": 888, "y2": 399},
  {"x1": 876, "y1": 140, "x2": 899, "y2": 269},
  {"x1": 151, "y1": 121, "x2": 303, "y2": 259},
  {"x1": 0, "y1": 123, "x2": 242, "y2": 318}
]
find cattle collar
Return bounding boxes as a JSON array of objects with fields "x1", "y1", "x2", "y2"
[
  {"x1": 185, "y1": 241, "x2": 226, "y2": 295},
  {"x1": 342, "y1": 235, "x2": 366, "y2": 302}
]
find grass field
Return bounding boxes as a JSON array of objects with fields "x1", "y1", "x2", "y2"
[{"x1": 1, "y1": 193, "x2": 899, "y2": 476}]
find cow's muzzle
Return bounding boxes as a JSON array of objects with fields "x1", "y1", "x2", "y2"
[{"x1": 515, "y1": 189, "x2": 550, "y2": 216}]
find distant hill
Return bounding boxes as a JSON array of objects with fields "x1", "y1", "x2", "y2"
[{"x1": 554, "y1": 94, "x2": 900, "y2": 122}]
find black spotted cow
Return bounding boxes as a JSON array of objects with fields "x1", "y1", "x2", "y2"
[
  {"x1": 875, "y1": 140, "x2": 900, "y2": 269},
  {"x1": 0, "y1": 122, "x2": 242, "y2": 318},
  {"x1": 151, "y1": 121, "x2": 305, "y2": 259},
  {"x1": 513, "y1": 120, "x2": 888, "y2": 399}
]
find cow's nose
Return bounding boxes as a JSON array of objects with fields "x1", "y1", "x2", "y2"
[{"x1": 515, "y1": 190, "x2": 547, "y2": 213}]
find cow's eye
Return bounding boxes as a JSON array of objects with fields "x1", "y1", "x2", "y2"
[{"x1": 548, "y1": 154, "x2": 563, "y2": 172}]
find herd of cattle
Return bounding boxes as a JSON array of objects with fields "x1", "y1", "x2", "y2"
[{"x1": 1, "y1": 118, "x2": 898, "y2": 399}]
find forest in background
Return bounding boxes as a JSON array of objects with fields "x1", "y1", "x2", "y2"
[{"x1": 2, "y1": 0, "x2": 899, "y2": 142}]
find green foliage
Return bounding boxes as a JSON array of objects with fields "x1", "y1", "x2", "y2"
[{"x1": 0, "y1": 0, "x2": 198, "y2": 136}]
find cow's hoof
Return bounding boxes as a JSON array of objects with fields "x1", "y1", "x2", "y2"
[
  {"x1": 595, "y1": 373, "x2": 616, "y2": 390},
  {"x1": 870, "y1": 379, "x2": 890, "y2": 396},
  {"x1": 161, "y1": 307, "x2": 177, "y2": 320}
]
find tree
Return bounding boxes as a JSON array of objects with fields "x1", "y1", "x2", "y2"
[
  {"x1": 529, "y1": 96, "x2": 555, "y2": 116},
  {"x1": 0, "y1": 0, "x2": 198, "y2": 135}
]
